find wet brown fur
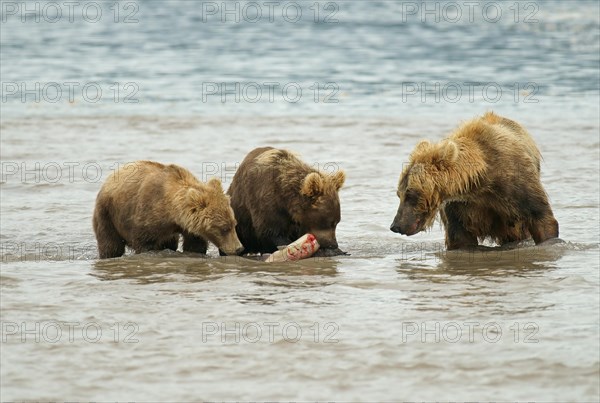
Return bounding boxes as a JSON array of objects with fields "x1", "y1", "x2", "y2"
[
  {"x1": 228, "y1": 147, "x2": 345, "y2": 254},
  {"x1": 391, "y1": 112, "x2": 559, "y2": 249},
  {"x1": 93, "y1": 161, "x2": 242, "y2": 258}
]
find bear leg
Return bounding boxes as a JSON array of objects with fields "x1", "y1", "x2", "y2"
[
  {"x1": 129, "y1": 234, "x2": 178, "y2": 254},
  {"x1": 255, "y1": 233, "x2": 294, "y2": 254},
  {"x1": 441, "y1": 203, "x2": 478, "y2": 250},
  {"x1": 497, "y1": 221, "x2": 530, "y2": 246},
  {"x1": 93, "y1": 208, "x2": 126, "y2": 259},
  {"x1": 227, "y1": 203, "x2": 256, "y2": 254},
  {"x1": 529, "y1": 214, "x2": 559, "y2": 244},
  {"x1": 270, "y1": 234, "x2": 294, "y2": 249},
  {"x1": 158, "y1": 236, "x2": 179, "y2": 252},
  {"x1": 522, "y1": 189, "x2": 560, "y2": 244},
  {"x1": 182, "y1": 232, "x2": 208, "y2": 254}
]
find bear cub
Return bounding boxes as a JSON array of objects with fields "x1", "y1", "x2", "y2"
[
  {"x1": 390, "y1": 112, "x2": 559, "y2": 249},
  {"x1": 93, "y1": 161, "x2": 243, "y2": 258},
  {"x1": 228, "y1": 147, "x2": 346, "y2": 254}
]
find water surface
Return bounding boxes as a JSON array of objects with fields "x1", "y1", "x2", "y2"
[{"x1": 1, "y1": 1, "x2": 599, "y2": 401}]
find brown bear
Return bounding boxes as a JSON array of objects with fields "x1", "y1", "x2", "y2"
[
  {"x1": 390, "y1": 112, "x2": 559, "y2": 249},
  {"x1": 93, "y1": 161, "x2": 243, "y2": 258},
  {"x1": 227, "y1": 147, "x2": 345, "y2": 254}
]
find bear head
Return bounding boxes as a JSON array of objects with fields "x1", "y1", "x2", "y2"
[
  {"x1": 296, "y1": 170, "x2": 346, "y2": 249},
  {"x1": 391, "y1": 139, "x2": 459, "y2": 236},
  {"x1": 183, "y1": 178, "x2": 243, "y2": 255}
]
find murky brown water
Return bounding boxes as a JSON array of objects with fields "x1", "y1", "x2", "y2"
[{"x1": 1, "y1": 114, "x2": 598, "y2": 401}]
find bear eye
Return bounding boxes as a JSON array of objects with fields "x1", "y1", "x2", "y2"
[{"x1": 405, "y1": 190, "x2": 418, "y2": 203}]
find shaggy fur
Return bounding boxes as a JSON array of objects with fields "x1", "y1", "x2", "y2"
[
  {"x1": 390, "y1": 112, "x2": 559, "y2": 249},
  {"x1": 93, "y1": 161, "x2": 243, "y2": 258},
  {"x1": 228, "y1": 147, "x2": 346, "y2": 254}
]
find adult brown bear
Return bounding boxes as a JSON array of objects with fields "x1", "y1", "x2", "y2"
[
  {"x1": 93, "y1": 161, "x2": 243, "y2": 258},
  {"x1": 390, "y1": 112, "x2": 559, "y2": 249},
  {"x1": 227, "y1": 147, "x2": 345, "y2": 254}
]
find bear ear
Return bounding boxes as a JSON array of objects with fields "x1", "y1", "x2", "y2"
[
  {"x1": 301, "y1": 172, "x2": 325, "y2": 198},
  {"x1": 432, "y1": 140, "x2": 459, "y2": 167},
  {"x1": 410, "y1": 140, "x2": 432, "y2": 162},
  {"x1": 330, "y1": 170, "x2": 345, "y2": 191},
  {"x1": 207, "y1": 177, "x2": 223, "y2": 192}
]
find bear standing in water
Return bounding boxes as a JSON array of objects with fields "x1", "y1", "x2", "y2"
[
  {"x1": 228, "y1": 147, "x2": 346, "y2": 254},
  {"x1": 390, "y1": 112, "x2": 559, "y2": 249},
  {"x1": 93, "y1": 161, "x2": 243, "y2": 258}
]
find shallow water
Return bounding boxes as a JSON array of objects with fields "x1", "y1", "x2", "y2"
[{"x1": 1, "y1": 1, "x2": 599, "y2": 401}]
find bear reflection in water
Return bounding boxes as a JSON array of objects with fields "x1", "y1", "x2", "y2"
[{"x1": 391, "y1": 112, "x2": 559, "y2": 250}]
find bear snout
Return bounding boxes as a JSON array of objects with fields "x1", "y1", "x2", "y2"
[
  {"x1": 219, "y1": 232, "x2": 245, "y2": 256},
  {"x1": 221, "y1": 244, "x2": 244, "y2": 256},
  {"x1": 310, "y1": 230, "x2": 338, "y2": 249},
  {"x1": 319, "y1": 239, "x2": 338, "y2": 249},
  {"x1": 390, "y1": 223, "x2": 402, "y2": 233},
  {"x1": 392, "y1": 220, "x2": 421, "y2": 236},
  {"x1": 390, "y1": 212, "x2": 405, "y2": 234},
  {"x1": 390, "y1": 222, "x2": 413, "y2": 235},
  {"x1": 391, "y1": 213, "x2": 421, "y2": 236}
]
